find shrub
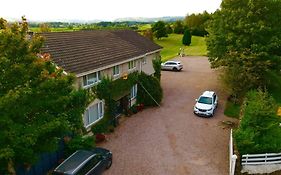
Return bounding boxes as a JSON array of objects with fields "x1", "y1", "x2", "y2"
[
  {"x1": 64, "y1": 135, "x2": 95, "y2": 157},
  {"x1": 91, "y1": 119, "x2": 109, "y2": 134},
  {"x1": 234, "y1": 90, "x2": 281, "y2": 155}
]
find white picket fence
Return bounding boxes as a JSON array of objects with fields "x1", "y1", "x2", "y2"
[
  {"x1": 229, "y1": 129, "x2": 238, "y2": 175},
  {"x1": 242, "y1": 153, "x2": 281, "y2": 165}
]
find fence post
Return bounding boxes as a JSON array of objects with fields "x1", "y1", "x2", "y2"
[{"x1": 231, "y1": 155, "x2": 238, "y2": 175}]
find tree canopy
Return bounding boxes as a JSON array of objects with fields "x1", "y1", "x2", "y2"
[
  {"x1": 234, "y1": 90, "x2": 281, "y2": 155},
  {"x1": 207, "y1": 0, "x2": 281, "y2": 97},
  {"x1": 173, "y1": 20, "x2": 185, "y2": 34},
  {"x1": 152, "y1": 21, "x2": 168, "y2": 40},
  {"x1": 184, "y1": 11, "x2": 211, "y2": 36},
  {"x1": 0, "y1": 17, "x2": 88, "y2": 173}
]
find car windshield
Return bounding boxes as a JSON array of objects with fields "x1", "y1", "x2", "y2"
[{"x1": 198, "y1": 96, "x2": 212, "y2": 105}]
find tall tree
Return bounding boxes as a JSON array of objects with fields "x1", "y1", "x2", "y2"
[
  {"x1": 184, "y1": 11, "x2": 211, "y2": 36},
  {"x1": 0, "y1": 17, "x2": 88, "y2": 174},
  {"x1": 207, "y1": 0, "x2": 281, "y2": 97},
  {"x1": 173, "y1": 20, "x2": 184, "y2": 34},
  {"x1": 151, "y1": 21, "x2": 168, "y2": 40},
  {"x1": 182, "y1": 29, "x2": 192, "y2": 46}
]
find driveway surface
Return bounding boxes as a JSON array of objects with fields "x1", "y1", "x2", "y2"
[{"x1": 100, "y1": 56, "x2": 233, "y2": 175}]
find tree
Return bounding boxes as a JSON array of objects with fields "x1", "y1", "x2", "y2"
[
  {"x1": 173, "y1": 20, "x2": 185, "y2": 34},
  {"x1": 182, "y1": 29, "x2": 192, "y2": 46},
  {"x1": 152, "y1": 21, "x2": 168, "y2": 40},
  {"x1": 165, "y1": 24, "x2": 173, "y2": 34},
  {"x1": 39, "y1": 23, "x2": 51, "y2": 32},
  {"x1": 142, "y1": 29, "x2": 154, "y2": 41},
  {"x1": 184, "y1": 11, "x2": 211, "y2": 36},
  {"x1": 0, "y1": 17, "x2": 88, "y2": 174},
  {"x1": 207, "y1": 0, "x2": 281, "y2": 97}
]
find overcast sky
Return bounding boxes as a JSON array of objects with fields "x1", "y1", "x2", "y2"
[{"x1": 1, "y1": 0, "x2": 222, "y2": 22}]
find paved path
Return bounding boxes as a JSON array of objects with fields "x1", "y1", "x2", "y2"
[{"x1": 101, "y1": 56, "x2": 233, "y2": 175}]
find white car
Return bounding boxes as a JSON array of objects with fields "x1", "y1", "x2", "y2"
[
  {"x1": 194, "y1": 91, "x2": 218, "y2": 117},
  {"x1": 161, "y1": 61, "x2": 183, "y2": 71}
]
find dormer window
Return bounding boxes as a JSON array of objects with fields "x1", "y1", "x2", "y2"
[{"x1": 83, "y1": 71, "x2": 101, "y2": 88}]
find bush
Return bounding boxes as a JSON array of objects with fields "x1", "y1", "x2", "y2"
[
  {"x1": 91, "y1": 119, "x2": 109, "y2": 134},
  {"x1": 64, "y1": 135, "x2": 95, "y2": 157},
  {"x1": 234, "y1": 90, "x2": 281, "y2": 155}
]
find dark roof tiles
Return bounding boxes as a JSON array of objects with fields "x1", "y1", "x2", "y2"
[{"x1": 40, "y1": 30, "x2": 162, "y2": 74}]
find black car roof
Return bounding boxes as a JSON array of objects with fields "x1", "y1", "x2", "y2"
[
  {"x1": 54, "y1": 150, "x2": 95, "y2": 174},
  {"x1": 54, "y1": 148, "x2": 110, "y2": 174}
]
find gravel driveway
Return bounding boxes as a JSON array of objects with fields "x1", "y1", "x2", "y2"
[{"x1": 100, "y1": 56, "x2": 232, "y2": 175}]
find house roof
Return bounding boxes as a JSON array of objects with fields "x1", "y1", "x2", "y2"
[{"x1": 40, "y1": 30, "x2": 162, "y2": 75}]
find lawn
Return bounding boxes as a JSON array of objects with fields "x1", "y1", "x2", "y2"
[
  {"x1": 154, "y1": 34, "x2": 207, "y2": 61},
  {"x1": 224, "y1": 101, "x2": 241, "y2": 119},
  {"x1": 138, "y1": 24, "x2": 151, "y2": 31}
]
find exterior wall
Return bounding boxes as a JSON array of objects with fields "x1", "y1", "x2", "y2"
[
  {"x1": 76, "y1": 51, "x2": 160, "y2": 89},
  {"x1": 76, "y1": 51, "x2": 160, "y2": 128},
  {"x1": 140, "y1": 53, "x2": 158, "y2": 75}
]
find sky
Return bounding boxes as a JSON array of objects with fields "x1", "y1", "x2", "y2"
[{"x1": 1, "y1": 0, "x2": 222, "y2": 22}]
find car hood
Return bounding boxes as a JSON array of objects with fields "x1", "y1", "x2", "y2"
[{"x1": 195, "y1": 103, "x2": 212, "y2": 110}]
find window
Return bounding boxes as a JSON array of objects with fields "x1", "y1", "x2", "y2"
[
  {"x1": 84, "y1": 101, "x2": 104, "y2": 127},
  {"x1": 198, "y1": 96, "x2": 212, "y2": 105},
  {"x1": 83, "y1": 71, "x2": 101, "y2": 87},
  {"x1": 130, "y1": 84, "x2": 137, "y2": 99},
  {"x1": 128, "y1": 60, "x2": 136, "y2": 70},
  {"x1": 113, "y1": 66, "x2": 120, "y2": 76},
  {"x1": 142, "y1": 58, "x2": 147, "y2": 65},
  {"x1": 76, "y1": 155, "x2": 100, "y2": 175}
]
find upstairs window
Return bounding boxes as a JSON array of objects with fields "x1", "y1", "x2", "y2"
[
  {"x1": 128, "y1": 60, "x2": 136, "y2": 70},
  {"x1": 83, "y1": 71, "x2": 101, "y2": 88},
  {"x1": 113, "y1": 65, "x2": 120, "y2": 76}
]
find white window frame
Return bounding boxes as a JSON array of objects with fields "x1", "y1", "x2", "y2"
[
  {"x1": 128, "y1": 60, "x2": 136, "y2": 70},
  {"x1": 82, "y1": 71, "x2": 101, "y2": 88},
  {"x1": 142, "y1": 58, "x2": 147, "y2": 65},
  {"x1": 130, "y1": 84, "x2": 137, "y2": 100},
  {"x1": 84, "y1": 101, "x2": 104, "y2": 128},
  {"x1": 113, "y1": 65, "x2": 120, "y2": 77}
]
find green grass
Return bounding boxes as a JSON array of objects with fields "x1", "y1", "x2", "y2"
[
  {"x1": 224, "y1": 100, "x2": 241, "y2": 119},
  {"x1": 138, "y1": 24, "x2": 151, "y2": 31},
  {"x1": 154, "y1": 34, "x2": 207, "y2": 61},
  {"x1": 30, "y1": 27, "x2": 80, "y2": 32}
]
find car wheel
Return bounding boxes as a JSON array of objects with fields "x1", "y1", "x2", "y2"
[
  {"x1": 106, "y1": 158, "x2": 112, "y2": 169},
  {"x1": 173, "y1": 67, "x2": 177, "y2": 71}
]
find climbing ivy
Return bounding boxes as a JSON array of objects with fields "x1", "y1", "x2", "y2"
[{"x1": 152, "y1": 56, "x2": 162, "y2": 81}]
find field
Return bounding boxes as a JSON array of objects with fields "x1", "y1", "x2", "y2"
[{"x1": 154, "y1": 34, "x2": 207, "y2": 61}]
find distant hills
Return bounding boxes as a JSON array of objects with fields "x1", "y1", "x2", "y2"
[
  {"x1": 5, "y1": 16, "x2": 184, "y2": 23},
  {"x1": 114, "y1": 16, "x2": 184, "y2": 23}
]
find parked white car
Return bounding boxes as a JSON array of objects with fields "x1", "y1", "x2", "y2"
[
  {"x1": 194, "y1": 91, "x2": 218, "y2": 117},
  {"x1": 161, "y1": 61, "x2": 183, "y2": 71}
]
